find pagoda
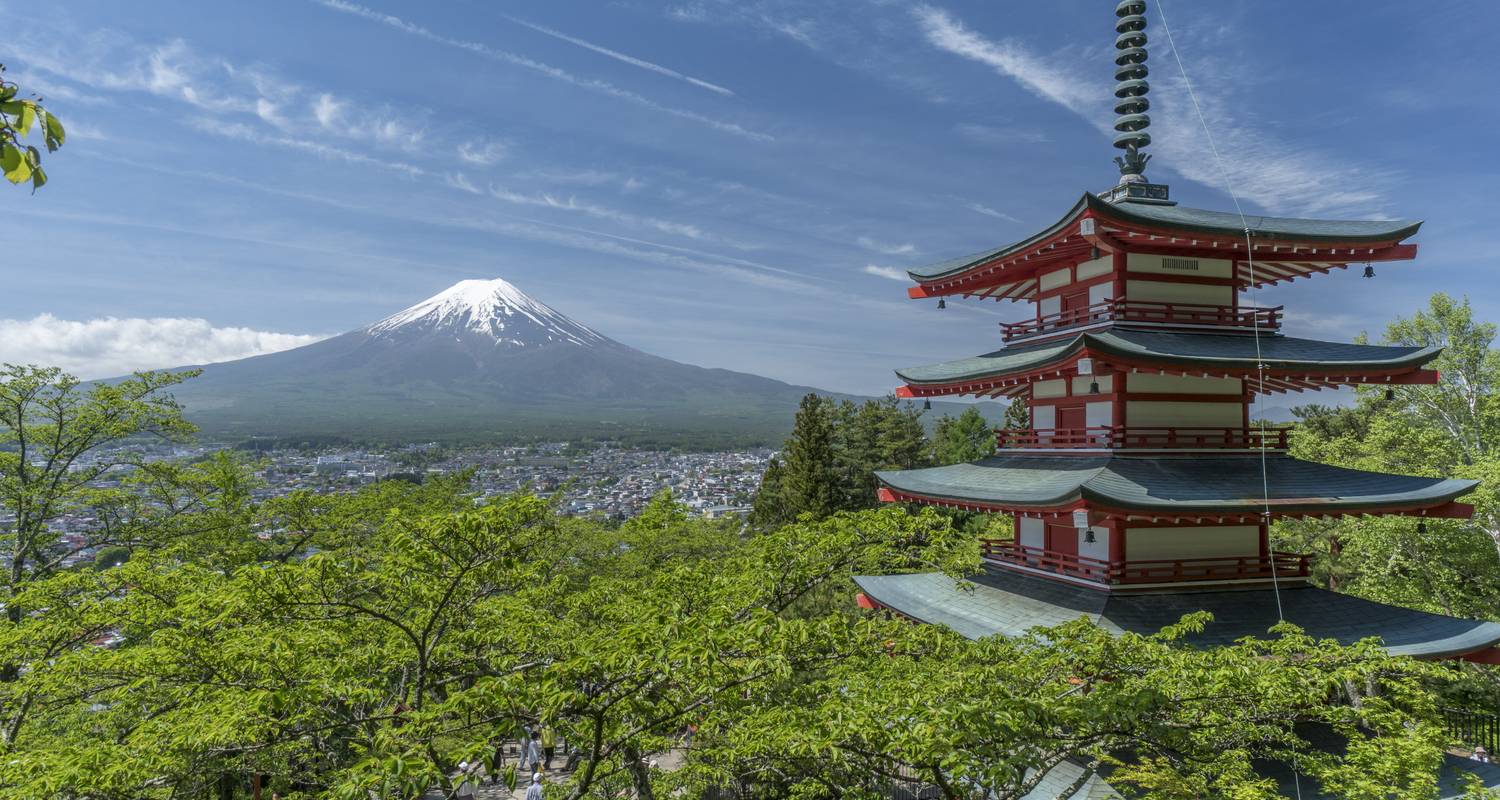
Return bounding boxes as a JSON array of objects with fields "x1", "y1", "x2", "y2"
[{"x1": 854, "y1": 0, "x2": 1500, "y2": 666}]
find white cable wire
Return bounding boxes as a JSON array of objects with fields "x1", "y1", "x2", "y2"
[{"x1": 1156, "y1": 5, "x2": 1300, "y2": 796}]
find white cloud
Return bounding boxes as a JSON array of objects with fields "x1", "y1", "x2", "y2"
[
  {"x1": 505, "y1": 16, "x2": 734, "y2": 96},
  {"x1": 312, "y1": 0, "x2": 773, "y2": 142},
  {"x1": 0, "y1": 314, "x2": 324, "y2": 379},
  {"x1": 863, "y1": 264, "x2": 908, "y2": 281},
  {"x1": 967, "y1": 203, "x2": 1021, "y2": 223},
  {"x1": 914, "y1": 6, "x2": 1093, "y2": 112},
  {"x1": 914, "y1": 5, "x2": 1391, "y2": 216},
  {"x1": 457, "y1": 139, "x2": 508, "y2": 166},
  {"x1": 857, "y1": 235, "x2": 916, "y2": 256}
]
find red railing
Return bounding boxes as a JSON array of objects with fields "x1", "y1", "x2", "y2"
[
  {"x1": 980, "y1": 540, "x2": 1311, "y2": 585},
  {"x1": 996, "y1": 426, "x2": 1289, "y2": 450},
  {"x1": 1000, "y1": 300, "x2": 1282, "y2": 341}
]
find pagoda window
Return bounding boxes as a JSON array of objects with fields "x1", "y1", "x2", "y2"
[{"x1": 1126, "y1": 253, "x2": 1233, "y2": 278}]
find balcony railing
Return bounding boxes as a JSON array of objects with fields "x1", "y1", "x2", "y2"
[
  {"x1": 1000, "y1": 300, "x2": 1282, "y2": 342},
  {"x1": 996, "y1": 426, "x2": 1289, "y2": 451},
  {"x1": 980, "y1": 540, "x2": 1312, "y2": 585}
]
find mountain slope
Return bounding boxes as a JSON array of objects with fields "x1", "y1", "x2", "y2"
[{"x1": 166, "y1": 278, "x2": 831, "y2": 445}]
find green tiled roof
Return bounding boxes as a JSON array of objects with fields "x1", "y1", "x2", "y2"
[
  {"x1": 906, "y1": 193, "x2": 1422, "y2": 281},
  {"x1": 895, "y1": 330, "x2": 1440, "y2": 386},
  {"x1": 853, "y1": 567, "x2": 1500, "y2": 659},
  {"x1": 875, "y1": 453, "x2": 1477, "y2": 514}
]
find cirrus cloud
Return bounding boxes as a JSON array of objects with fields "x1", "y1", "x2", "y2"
[{"x1": 0, "y1": 314, "x2": 325, "y2": 379}]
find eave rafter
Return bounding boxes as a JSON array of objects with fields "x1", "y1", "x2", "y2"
[
  {"x1": 908, "y1": 207, "x2": 1420, "y2": 300},
  {"x1": 876, "y1": 487, "x2": 1475, "y2": 523},
  {"x1": 894, "y1": 349, "x2": 1439, "y2": 399}
]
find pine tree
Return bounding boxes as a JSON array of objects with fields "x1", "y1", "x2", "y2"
[
  {"x1": 1002, "y1": 396, "x2": 1031, "y2": 431},
  {"x1": 931, "y1": 406, "x2": 997, "y2": 465},
  {"x1": 776, "y1": 394, "x2": 840, "y2": 520}
]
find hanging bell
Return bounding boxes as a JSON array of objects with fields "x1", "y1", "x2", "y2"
[
  {"x1": 1417, "y1": 520, "x2": 1427, "y2": 534},
  {"x1": 937, "y1": 298, "x2": 946, "y2": 309},
  {"x1": 1090, "y1": 380, "x2": 1101, "y2": 395},
  {"x1": 1090, "y1": 246, "x2": 1101, "y2": 260},
  {"x1": 922, "y1": 398, "x2": 932, "y2": 410},
  {"x1": 1084, "y1": 529, "x2": 1096, "y2": 544},
  {"x1": 1363, "y1": 264, "x2": 1375, "y2": 279},
  {"x1": 1384, "y1": 387, "x2": 1395, "y2": 402}
]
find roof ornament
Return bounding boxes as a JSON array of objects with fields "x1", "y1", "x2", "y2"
[
  {"x1": 1102, "y1": 0, "x2": 1171, "y2": 205},
  {"x1": 1112, "y1": 0, "x2": 1151, "y2": 183}
]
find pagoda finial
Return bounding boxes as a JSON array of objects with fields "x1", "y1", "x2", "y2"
[{"x1": 1112, "y1": 0, "x2": 1151, "y2": 184}]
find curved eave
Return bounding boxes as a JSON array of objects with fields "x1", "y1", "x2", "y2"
[
  {"x1": 908, "y1": 195, "x2": 1091, "y2": 282},
  {"x1": 904, "y1": 193, "x2": 1422, "y2": 296},
  {"x1": 1084, "y1": 193, "x2": 1425, "y2": 244},
  {"x1": 876, "y1": 455, "x2": 1478, "y2": 519},
  {"x1": 852, "y1": 570, "x2": 1500, "y2": 660},
  {"x1": 894, "y1": 332, "x2": 1442, "y2": 396}
]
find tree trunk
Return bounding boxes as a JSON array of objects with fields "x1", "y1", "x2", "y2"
[{"x1": 622, "y1": 744, "x2": 655, "y2": 800}]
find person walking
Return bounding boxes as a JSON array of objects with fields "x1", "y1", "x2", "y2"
[
  {"x1": 454, "y1": 761, "x2": 478, "y2": 800},
  {"x1": 541, "y1": 724, "x2": 557, "y2": 770},
  {"x1": 525, "y1": 772, "x2": 545, "y2": 800},
  {"x1": 526, "y1": 731, "x2": 545, "y2": 776}
]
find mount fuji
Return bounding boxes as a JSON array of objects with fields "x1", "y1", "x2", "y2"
[{"x1": 161, "y1": 278, "x2": 829, "y2": 445}]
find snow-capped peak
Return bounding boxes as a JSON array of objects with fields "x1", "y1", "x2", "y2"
[{"x1": 365, "y1": 278, "x2": 606, "y2": 348}]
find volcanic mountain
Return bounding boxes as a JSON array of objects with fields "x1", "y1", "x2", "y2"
[{"x1": 165, "y1": 278, "x2": 829, "y2": 445}]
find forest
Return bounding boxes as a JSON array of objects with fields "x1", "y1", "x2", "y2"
[{"x1": 3, "y1": 294, "x2": 1500, "y2": 799}]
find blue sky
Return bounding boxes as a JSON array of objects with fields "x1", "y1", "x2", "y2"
[{"x1": 4, "y1": 0, "x2": 1499, "y2": 395}]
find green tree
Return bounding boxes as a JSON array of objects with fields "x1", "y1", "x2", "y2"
[
  {"x1": 0, "y1": 65, "x2": 64, "y2": 191},
  {"x1": 770, "y1": 394, "x2": 840, "y2": 520},
  {"x1": 1280, "y1": 294, "x2": 1500, "y2": 617},
  {"x1": 1002, "y1": 396, "x2": 1030, "y2": 431},
  {"x1": 930, "y1": 406, "x2": 997, "y2": 465}
]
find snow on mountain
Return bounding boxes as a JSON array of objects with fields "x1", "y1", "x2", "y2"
[{"x1": 365, "y1": 278, "x2": 607, "y2": 348}]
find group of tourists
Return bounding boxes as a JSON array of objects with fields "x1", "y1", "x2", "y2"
[{"x1": 453, "y1": 723, "x2": 561, "y2": 798}]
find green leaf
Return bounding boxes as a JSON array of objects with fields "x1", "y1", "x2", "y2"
[
  {"x1": 1, "y1": 144, "x2": 29, "y2": 184},
  {"x1": 30, "y1": 165, "x2": 45, "y2": 191},
  {"x1": 43, "y1": 111, "x2": 64, "y2": 152},
  {"x1": 0, "y1": 84, "x2": 16, "y2": 101},
  {"x1": 14, "y1": 102, "x2": 34, "y2": 136}
]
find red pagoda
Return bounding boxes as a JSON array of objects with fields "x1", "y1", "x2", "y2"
[{"x1": 854, "y1": 0, "x2": 1500, "y2": 667}]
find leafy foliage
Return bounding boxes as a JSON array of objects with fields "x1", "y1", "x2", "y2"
[
  {"x1": 931, "y1": 406, "x2": 997, "y2": 465},
  {"x1": 0, "y1": 364, "x2": 1490, "y2": 798},
  {"x1": 0, "y1": 65, "x2": 64, "y2": 192}
]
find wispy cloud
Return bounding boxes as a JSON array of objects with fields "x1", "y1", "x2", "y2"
[
  {"x1": 913, "y1": 4, "x2": 1391, "y2": 216},
  {"x1": 955, "y1": 122, "x2": 1049, "y2": 146},
  {"x1": 190, "y1": 118, "x2": 428, "y2": 178},
  {"x1": 914, "y1": 6, "x2": 1094, "y2": 112},
  {"x1": 504, "y1": 15, "x2": 734, "y2": 96},
  {"x1": 857, "y1": 236, "x2": 916, "y2": 256},
  {"x1": 0, "y1": 314, "x2": 324, "y2": 379},
  {"x1": 966, "y1": 202, "x2": 1021, "y2": 223},
  {"x1": 457, "y1": 138, "x2": 508, "y2": 166},
  {"x1": 312, "y1": 0, "x2": 772, "y2": 142},
  {"x1": 862, "y1": 264, "x2": 908, "y2": 281}
]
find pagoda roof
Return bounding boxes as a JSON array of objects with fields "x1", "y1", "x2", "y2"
[
  {"x1": 875, "y1": 453, "x2": 1476, "y2": 518},
  {"x1": 895, "y1": 329, "x2": 1439, "y2": 396},
  {"x1": 853, "y1": 567, "x2": 1500, "y2": 659},
  {"x1": 906, "y1": 194, "x2": 1421, "y2": 296}
]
